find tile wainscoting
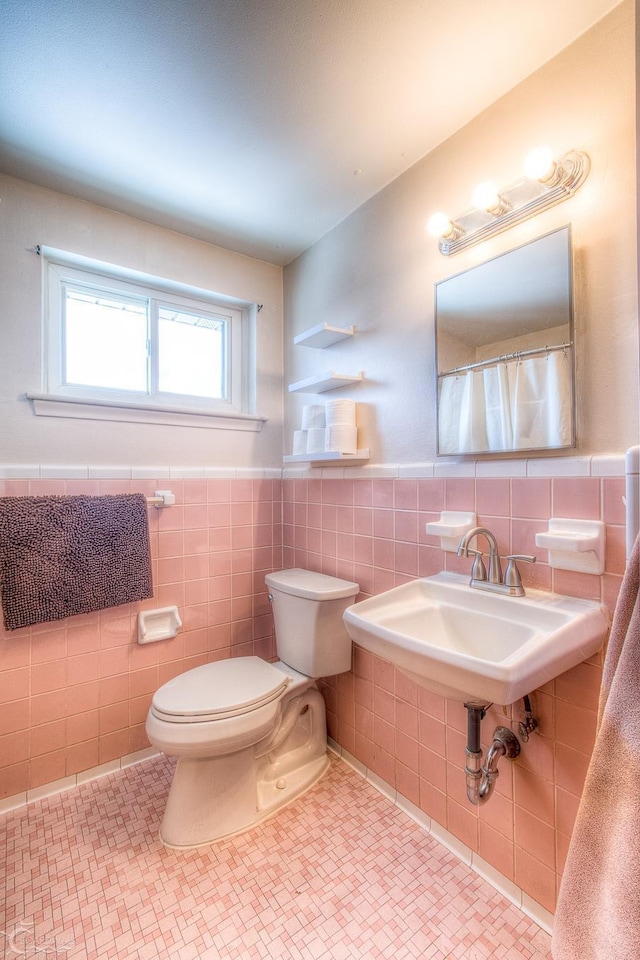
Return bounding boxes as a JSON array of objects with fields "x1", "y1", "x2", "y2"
[
  {"x1": 0, "y1": 457, "x2": 629, "y2": 918},
  {"x1": 0, "y1": 471, "x2": 283, "y2": 804},
  {"x1": 281, "y1": 465, "x2": 626, "y2": 915}
]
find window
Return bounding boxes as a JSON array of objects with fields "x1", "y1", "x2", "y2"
[{"x1": 32, "y1": 248, "x2": 263, "y2": 430}]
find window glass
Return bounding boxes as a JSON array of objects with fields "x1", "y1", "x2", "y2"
[
  {"x1": 63, "y1": 285, "x2": 149, "y2": 392},
  {"x1": 157, "y1": 307, "x2": 226, "y2": 399}
]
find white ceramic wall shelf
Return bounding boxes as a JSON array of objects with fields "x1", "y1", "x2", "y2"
[
  {"x1": 425, "y1": 511, "x2": 477, "y2": 552},
  {"x1": 287, "y1": 371, "x2": 364, "y2": 394},
  {"x1": 283, "y1": 449, "x2": 370, "y2": 465},
  {"x1": 138, "y1": 606, "x2": 182, "y2": 644},
  {"x1": 294, "y1": 323, "x2": 355, "y2": 349},
  {"x1": 535, "y1": 518, "x2": 606, "y2": 575}
]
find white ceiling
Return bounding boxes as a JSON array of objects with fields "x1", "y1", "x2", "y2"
[{"x1": 0, "y1": 0, "x2": 621, "y2": 266}]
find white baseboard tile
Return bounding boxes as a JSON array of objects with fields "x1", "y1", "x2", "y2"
[
  {"x1": 76, "y1": 759, "x2": 121, "y2": 785},
  {"x1": 121, "y1": 746, "x2": 161, "y2": 768},
  {"x1": 395, "y1": 792, "x2": 431, "y2": 832},
  {"x1": 339, "y1": 748, "x2": 367, "y2": 778},
  {"x1": 522, "y1": 894, "x2": 554, "y2": 935},
  {"x1": 0, "y1": 792, "x2": 27, "y2": 815},
  {"x1": 428, "y1": 819, "x2": 473, "y2": 866},
  {"x1": 366, "y1": 769, "x2": 397, "y2": 802},
  {"x1": 334, "y1": 754, "x2": 554, "y2": 933},
  {"x1": 0, "y1": 748, "x2": 162, "y2": 816},
  {"x1": 28, "y1": 775, "x2": 78, "y2": 804},
  {"x1": 471, "y1": 853, "x2": 522, "y2": 909}
]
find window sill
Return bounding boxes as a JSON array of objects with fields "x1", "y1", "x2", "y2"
[{"x1": 26, "y1": 393, "x2": 267, "y2": 432}]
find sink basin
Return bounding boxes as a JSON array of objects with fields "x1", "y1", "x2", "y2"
[{"x1": 343, "y1": 572, "x2": 609, "y2": 704}]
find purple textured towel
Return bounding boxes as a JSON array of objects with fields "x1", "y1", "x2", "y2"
[
  {"x1": 0, "y1": 493, "x2": 153, "y2": 630},
  {"x1": 552, "y1": 534, "x2": 640, "y2": 958}
]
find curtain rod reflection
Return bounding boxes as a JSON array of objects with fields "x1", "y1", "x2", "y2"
[{"x1": 438, "y1": 341, "x2": 572, "y2": 379}]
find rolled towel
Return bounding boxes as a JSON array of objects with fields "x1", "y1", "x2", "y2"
[
  {"x1": 325, "y1": 424, "x2": 358, "y2": 455},
  {"x1": 326, "y1": 398, "x2": 356, "y2": 426},
  {"x1": 301, "y1": 404, "x2": 326, "y2": 430},
  {"x1": 306, "y1": 428, "x2": 326, "y2": 454},
  {"x1": 292, "y1": 430, "x2": 308, "y2": 455}
]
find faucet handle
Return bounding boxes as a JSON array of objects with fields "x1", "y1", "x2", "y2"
[
  {"x1": 467, "y1": 549, "x2": 487, "y2": 582},
  {"x1": 503, "y1": 554, "x2": 536, "y2": 589}
]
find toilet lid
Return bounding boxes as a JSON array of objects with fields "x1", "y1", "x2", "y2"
[{"x1": 151, "y1": 656, "x2": 290, "y2": 722}]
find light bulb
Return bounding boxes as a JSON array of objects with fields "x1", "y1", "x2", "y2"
[
  {"x1": 472, "y1": 181, "x2": 500, "y2": 213},
  {"x1": 524, "y1": 147, "x2": 556, "y2": 182},
  {"x1": 427, "y1": 212, "x2": 455, "y2": 239}
]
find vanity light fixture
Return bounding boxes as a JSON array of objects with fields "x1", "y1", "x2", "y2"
[
  {"x1": 427, "y1": 211, "x2": 462, "y2": 241},
  {"x1": 428, "y1": 148, "x2": 590, "y2": 256},
  {"x1": 471, "y1": 181, "x2": 510, "y2": 216}
]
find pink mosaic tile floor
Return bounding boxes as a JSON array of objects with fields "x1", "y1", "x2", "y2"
[{"x1": 1, "y1": 755, "x2": 551, "y2": 960}]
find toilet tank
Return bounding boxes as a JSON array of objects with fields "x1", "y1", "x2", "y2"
[{"x1": 265, "y1": 569, "x2": 359, "y2": 678}]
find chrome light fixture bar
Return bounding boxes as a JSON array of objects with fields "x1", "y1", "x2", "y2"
[{"x1": 428, "y1": 149, "x2": 590, "y2": 256}]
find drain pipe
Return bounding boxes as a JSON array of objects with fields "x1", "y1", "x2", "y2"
[{"x1": 464, "y1": 702, "x2": 521, "y2": 806}]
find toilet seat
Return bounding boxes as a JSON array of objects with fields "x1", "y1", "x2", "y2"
[{"x1": 151, "y1": 656, "x2": 290, "y2": 724}]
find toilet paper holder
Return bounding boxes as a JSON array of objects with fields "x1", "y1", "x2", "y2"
[{"x1": 138, "y1": 606, "x2": 182, "y2": 644}]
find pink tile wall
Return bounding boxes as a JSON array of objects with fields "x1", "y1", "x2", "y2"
[
  {"x1": 0, "y1": 469, "x2": 627, "y2": 915},
  {"x1": 282, "y1": 475, "x2": 626, "y2": 913},
  {"x1": 0, "y1": 477, "x2": 282, "y2": 800}
]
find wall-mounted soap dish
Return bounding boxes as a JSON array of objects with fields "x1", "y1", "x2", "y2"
[
  {"x1": 425, "y1": 511, "x2": 477, "y2": 552},
  {"x1": 535, "y1": 519, "x2": 605, "y2": 575},
  {"x1": 138, "y1": 606, "x2": 182, "y2": 644}
]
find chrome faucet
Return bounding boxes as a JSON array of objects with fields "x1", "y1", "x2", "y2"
[{"x1": 457, "y1": 526, "x2": 536, "y2": 597}]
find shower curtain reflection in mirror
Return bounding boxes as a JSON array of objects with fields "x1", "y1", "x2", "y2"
[{"x1": 438, "y1": 347, "x2": 573, "y2": 455}]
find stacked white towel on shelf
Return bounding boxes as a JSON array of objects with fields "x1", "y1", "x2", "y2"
[{"x1": 325, "y1": 399, "x2": 358, "y2": 455}]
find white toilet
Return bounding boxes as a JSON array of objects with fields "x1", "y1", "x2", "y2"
[{"x1": 145, "y1": 568, "x2": 359, "y2": 848}]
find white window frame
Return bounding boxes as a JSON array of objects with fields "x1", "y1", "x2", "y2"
[{"x1": 29, "y1": 248, "x2": 265, "y2": 433}]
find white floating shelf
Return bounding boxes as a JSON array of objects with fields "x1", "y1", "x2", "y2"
[
  {"x1": 294, "y1": 323, "x2": 355, "y2": 349},
  {"x1": 288, "y1": 371, "x2": 364, "y2": 394},
  {"x1": 535, "y1": 519, "x2": 605, "y2": 575},
  {"x1": 283, "y1": 449, "x2": 370, "y2": 465}
]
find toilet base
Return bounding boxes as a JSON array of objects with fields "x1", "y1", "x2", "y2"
[{"x1": 157, "y1": 687, "x2": 329, "y2": 848}]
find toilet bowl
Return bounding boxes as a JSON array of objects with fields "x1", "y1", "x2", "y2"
[{"x1": 146, "y1": 569, "x2": 359, "y2": 848}]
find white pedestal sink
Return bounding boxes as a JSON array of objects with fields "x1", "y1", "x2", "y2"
[{"x1": 343, "y1": 572, "x2": 609, "y2": 704}]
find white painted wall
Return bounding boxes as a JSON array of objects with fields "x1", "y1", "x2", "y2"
[
  {"x1": 283, "y1": 1, "x2": 638, "y2": 463},
  {"x1": 0, "y1": 174, "x2": 284, "y2": 468},
  {"x1": 1, "y1": 4, "x2": 636, "y2": 475}
]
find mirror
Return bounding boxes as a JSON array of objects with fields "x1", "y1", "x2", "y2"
[{"x1": 435, "y1": 226, "x2": 574, "y2": 456}]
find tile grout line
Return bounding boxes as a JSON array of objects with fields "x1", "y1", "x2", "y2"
[
  {"x1": 2, "y1": 737, "x2": 554, "y2": 938},
  {"x1": 326, "y1": 739, "x2": 555, "y2": 936}
]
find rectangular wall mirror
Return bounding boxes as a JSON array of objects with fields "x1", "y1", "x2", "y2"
[{"x1": 435, "y1": 225, "x2": 575, "y2": 456}]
